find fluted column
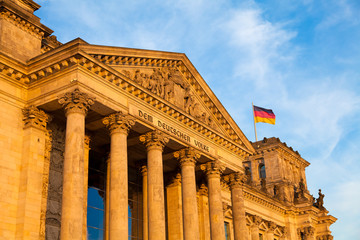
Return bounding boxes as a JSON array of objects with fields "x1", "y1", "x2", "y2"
[
  {"x1": 58, "y1": 88, "x2": 95, "y2": 240},
  {"x1": 140, "y1": 130, "x2": 169, "y2": 240},
  {"x1": 141, "y1": 165, "x2": 148, "y2": 240},
  {"x1": 201, "y1": 161, "x2": 226, "y2": 240},
  {"x1": 174, "y1": 148, "x2": 200, "y2": 240},
  {"x1": 228, "y1": 172, "x2": 248, "y2": 240},
  {"x1": 103, "y1": 111, "x2": 135, "y2": 240}
]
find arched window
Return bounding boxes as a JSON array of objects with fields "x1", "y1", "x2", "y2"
[{"x1": 259, "y1": 163, "x2": 266, "y2": 179}]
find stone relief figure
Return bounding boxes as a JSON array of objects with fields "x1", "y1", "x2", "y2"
[
  {"x1": 122, "y1": 67, "x2": 218, "y2": 129},
  {"x1": 315, "y1": 189, "x2": 325, "y2": 210}
]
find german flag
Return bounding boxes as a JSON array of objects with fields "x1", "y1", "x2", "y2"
[{"x1": 253, "y1": 105, "x2": 275, "y2": 125}]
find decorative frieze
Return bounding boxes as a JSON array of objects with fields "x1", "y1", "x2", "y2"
[
  {"x1": 139, "y1": 130, "x2": 169, "y2": 151},
  {"x1": 58, "y1": 88, "x2": 95, "y2": 115},
  {"x1": 102, "y1": 111, "x2": 135, "y2": 135},
  {"x1": 22, "y1": 105, "x2": 50, "y2": 130}
]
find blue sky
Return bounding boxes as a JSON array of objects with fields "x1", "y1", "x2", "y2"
[{"x1": 35, "y1": 0, "x2": 360, "y2": 238}]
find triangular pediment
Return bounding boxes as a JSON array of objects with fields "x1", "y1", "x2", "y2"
[{"x1": 23, "y1": 39, "x2": 255, "y2": 156}]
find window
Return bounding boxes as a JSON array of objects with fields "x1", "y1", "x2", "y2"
[
  {"x1": 128, "y1": 167, "x2": 143, "y2": 240},
  {"x1": 259, "y1": 163, "x2": 266, "y2": 179},
  {"x1": 224, "y1": 222, "x2": 231, "y2": 240},
  {"x1": 87, "y1": 157, "x2": 106, "y2": 240}
]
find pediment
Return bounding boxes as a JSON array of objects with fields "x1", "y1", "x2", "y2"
[
  {"x1": 82, "y1": 45, "x2": 255, "y2": 154},
  {"x1": 23, "y1": 40, "x2": 255, "y2": 156}
]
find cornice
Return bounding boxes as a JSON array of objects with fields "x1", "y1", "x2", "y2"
[
  {"x1": 243, "y1": 185, "x2": 286, "y2": 214},
  {"x1": 0, "y1": 3, "x2": 52, "y2": 39},
  {"x1": 252, "y1": 141, "x2": 310, "y2": 168}
]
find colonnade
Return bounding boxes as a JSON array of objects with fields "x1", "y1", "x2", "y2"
[{"x1": 51, "y1": 88, "x2": 249, "y2": 240}]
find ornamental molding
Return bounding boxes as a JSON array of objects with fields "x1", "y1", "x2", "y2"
[
  {"x1": 200, "y1": 161, "x2": 225, "y2": 177},
  {"x1": 58, "y1": 88, "x2": 95, "y2": 116},
  {"x1": 0, "y1": 9, "x2": 44, "y2": 39},
  {"x1": 173, "y1": 147, "x2": 200, "y2": 167},
  {"x1": 139, "y1": 130, "x2": 169, "y2": 151},
  {"x1": 102, "y1": 111, "x2": 135, "y2": 135},
  {"x1": 22, "y1": 105, "x2": 50, "y2": 130},
  {"x1": 243, "y1": 187, "x2": 286, "y2": 214}
]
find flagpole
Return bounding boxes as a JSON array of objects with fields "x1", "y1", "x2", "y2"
[{"x1": 252, "y1": 102, "x2": 258, "y2": 142}]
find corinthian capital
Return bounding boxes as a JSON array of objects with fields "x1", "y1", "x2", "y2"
[
  {"x1": 200, "y1": 161, "x2": 225, "y2": 177},
  {"x1": 139, "y1": 130, "x2": 169, "y2": 151},
  {"x1": 227, "y1": 172, "x2": 246, "y2": 189},
  {"x1": 22, "y1": 105, "x2": 50, "y2": 130},
  {"x1": 102, "y1": 111, "x2": 135, "y2": 135},
  {"x1": 58, "y1": 88, "x2": 95, "y2": 116},
  {"x1": 174, "y1": 147, "x2": 200, "y2": 167}
]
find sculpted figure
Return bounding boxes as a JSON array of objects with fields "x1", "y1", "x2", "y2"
[
  {"x1": 133, "y1": 70, "x2": 144, "y2": 85},
  {"x1": 148, "y1": 69, "x2": 160, "y2": 94},
  {"x1": 315, "y1": 189, "x2": 325, "y2": 210}
]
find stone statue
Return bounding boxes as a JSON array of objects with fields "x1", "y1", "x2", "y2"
[{"x1": 315, "y1": 189, "x2": 325, "y2": 210}]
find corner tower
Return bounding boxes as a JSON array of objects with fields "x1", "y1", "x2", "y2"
[{"x1": 0, "y1": 0, "x2": 53, "y2": 62}]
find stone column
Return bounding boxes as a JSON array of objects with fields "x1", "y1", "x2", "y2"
[
  {"x1": 140, "y1": 130, "x2": 169, "y2": 240},
  {"x1": 141, "y1": 165, "x2": 148, "y2": 240},
  {"x1": 250, "y1": 216, "x2": 262, "y2": 240},
  {"x1": 266, "y1": 222, "x2": 276, "y2": 240},
  {"x1": 174, "y1": 148, "x2": 200, "y2": 240},
  {"x1": 103, "y1": 112, "x2": 135, "y2": 240},
  {"x1": 200, "y1": 161, "x2": 225, "y2": 240},
  {"x1": 228, "y1": 172, "x2": 248, "y2": 240},
  {"x1": 58, "y1": 88, "x2": 95, "y2": 240},
  {"x1": 83, "y1": 135, "x2": 90, "y2": 240},
  {"x1": 19, "y1": 106, "x2": 50, "y2": 240},
  {"x1": 197, "y1": 184, "x2": 211, "y2": 240}
]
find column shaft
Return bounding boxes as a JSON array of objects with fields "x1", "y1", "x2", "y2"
[
  {"x1": 181, "y1": 164, "x2": 200, "y2": 240},
  {"x1": 58, "y1": 88, "x2": 95, "y2": 240},
  {"x1": 231, "y1": 187, "x2": 248, "y2": 240},
  {"x1": 208, "y1": 174, "x2": 225, "y2": 240},
  {"x1": 174, "y1": 148, "x2": 201, "y2": 240},
  {"x1": 60, "y1": 111, "x2": 86, "y2": 240},
  {"x1": 109, "y1": 132, "x2": 128, "y2": 239},
  {"x1": 103, "y1": 111, "x2": 134, "y2": 239},
  {"x1": 201, "y1": 161, "x2": 226, "y2": 240},
  {"x1": 147, "y1": 147, "x2": 166, "y2": 240}
]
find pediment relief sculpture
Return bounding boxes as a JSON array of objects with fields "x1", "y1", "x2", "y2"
[{"x1": 122, "y1": 67, "x2": 218, "y2": 130}]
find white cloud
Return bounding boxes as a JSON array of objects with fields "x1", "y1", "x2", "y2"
[{"x1": 224, "y1": 6, "x2": 297, "y2": 88}]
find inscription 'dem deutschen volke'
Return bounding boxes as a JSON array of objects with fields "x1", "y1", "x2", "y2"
[{"x1": 129, "y1": 105, "x2": 214, "y2": 154}]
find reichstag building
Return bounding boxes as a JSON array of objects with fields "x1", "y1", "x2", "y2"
[{"x1": 0, "y1": 0, "x2": 336, "y2": 239}]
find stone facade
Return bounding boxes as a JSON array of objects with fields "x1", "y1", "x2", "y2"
[{"x1": 0, "y1": 1, "x2": 336, "y2": 239}]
